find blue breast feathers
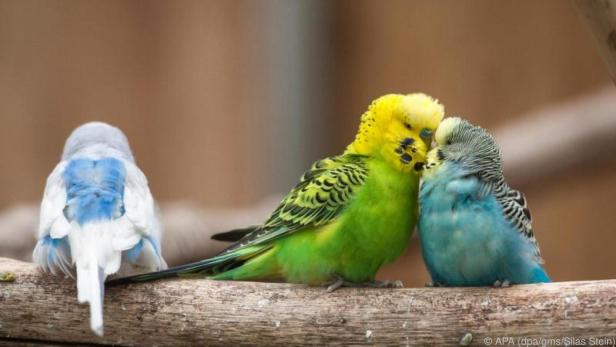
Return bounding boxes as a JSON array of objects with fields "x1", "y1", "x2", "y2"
[
  {"x1": 419, "y1": 162, "x2": 549, "y2": 286},
  {"x1": 63, "y1": 158, "x2": 126, "y2": 225}
]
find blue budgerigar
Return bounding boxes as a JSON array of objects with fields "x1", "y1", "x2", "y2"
[
  {"x1": 418, "y1": 117, "x2": 550, "y2": 287},
  {"x1": 33, "y1": 122, "x2": 167, "y2": 335}
]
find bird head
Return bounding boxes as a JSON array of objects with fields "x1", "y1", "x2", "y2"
[
  {"x1": 425, "y1": 117, "x2": 502, "y2": 178},
  {"x1": 62, "y1": 122, "x2": 134, "y2": 162},
  {"x1": 346, "y1": 93, "x2": 444, "y2": 173}
]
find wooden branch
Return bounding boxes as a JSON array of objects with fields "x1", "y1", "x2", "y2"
[
  {"x1": 1, "y1": 258, "x2": 615, "y2": 346},
  {"x1": 573, "y1": 0, "x2": 616, "y2": 83}
]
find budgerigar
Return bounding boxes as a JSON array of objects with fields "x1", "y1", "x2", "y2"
[
  {"x1": 108, "y1": 93, "x2": 444, "y2": 291},
  {"x1": 418, "y1": 117, "x2": 550, "y2": 287},
  {"x1": 33, "y1": 122, "x2": 167, "y2": 335}
]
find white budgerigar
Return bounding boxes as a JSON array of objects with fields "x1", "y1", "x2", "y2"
[{"x1": 33, "y1": 122, "x2": 167, "y2": 336}]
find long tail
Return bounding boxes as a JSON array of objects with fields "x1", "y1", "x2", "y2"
[
  {"x1": 210, "y1": 226, "x2": 257, "y2": 242},
  {"x1": 76, "y1": 257, "x2": 105, "y2": 336},
  {"x1": 107, "y1": 244, "x2": 267, "y2": 287},
  {"x1": 106, "y1": 258, "x2": 220, "y2": 286}
]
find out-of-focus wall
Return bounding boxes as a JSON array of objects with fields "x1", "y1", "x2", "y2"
[
  {"x1": 331, "y1": 0, "x2": 609, "y2": 136},
  {"x1": 0, "y1": 0, "x2": 335, "y2": 209},
  {"x1": 0, "y1": 0, "x2": 614, "y2": 286}
]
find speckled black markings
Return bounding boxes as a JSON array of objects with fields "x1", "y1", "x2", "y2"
[
  {"x1": 395, "y1": 137, "x2": 420, "y2": 166},
  {"x1": 400, "y1": 137, "x2": 414, "y2": 148},
  {"x1": 436, "y1": 149, "x2": 445, "y2": 161}
]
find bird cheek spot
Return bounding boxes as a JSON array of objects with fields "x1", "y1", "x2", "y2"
[
  {"x1": 401, "y1": 137, "x2": 414, "y2": 147},
  {"x1": 394, "y1": 147, "x2": 404, "y2": 155},
  {"x1": 400, "y1": 153, "x2": 412, "y2": 164}
]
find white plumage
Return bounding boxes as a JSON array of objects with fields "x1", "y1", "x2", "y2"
[{"x1": 33, "y1": 122, "x2": 166, "y2": 336}]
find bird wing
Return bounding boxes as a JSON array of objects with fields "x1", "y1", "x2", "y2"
[
  {"x1": 449, "y1": 172, "x2": 544, "y2": 263},
  {"x1": 498, "y1": 187, "x2": 544, "y2": 262},
  {"x1": 117, "y1": 161, "x2": 166, "y2": 270},
  {"x1": 221, "y1": 154, "x2": 369, "y2": 253},
  {"x1": 33, "y1": 161, "x2": 74, "y2": 276},
  {"x1": 106, "y1": 154, "x2": 368, "y2": 284},
  {"x1": 38, "y1": 161, "x2": 71, "y2": 239}
]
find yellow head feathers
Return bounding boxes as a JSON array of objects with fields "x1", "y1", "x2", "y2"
[{"x1": 346, "y1": 93, "x2": 445, "y2": 173}]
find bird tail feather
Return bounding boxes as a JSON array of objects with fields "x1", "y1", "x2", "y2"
[
  {"x1": 210, "y1": 226, "x2": 258, "y2": 242},
  {"x1": 107, "y1": 244, "x2": 268, "y2": 286},
  {"x1": 70, "y1": 222, "x2": 121, "y2": 336},
  {"x1": 530, "y1": 266, "x2": 551, "y2": 283},
  {"x1": 106, "y1": 254, "x2": 231, "y2": 286},
  {"x1": 76, "y1": 257, "x2": 105, "y2": 336}
]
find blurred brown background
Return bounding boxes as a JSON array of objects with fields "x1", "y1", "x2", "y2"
[{"x1": 0, "y1": 0, "x2": 614, "y2": 287}]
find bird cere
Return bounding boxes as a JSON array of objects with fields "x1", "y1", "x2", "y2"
[{"x1": 32, "y1": 94, "x2": 549, "y2": 336}]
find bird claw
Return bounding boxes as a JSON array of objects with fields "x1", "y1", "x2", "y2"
[
  {"x1": 493, "y1": 279, "x2": 511, "y2": 288},
  {"x1": 425, "y1": 281, "x2": 443, "y2": 287},
  {"x1": 326, "y1": 277, "x2": 345, "y2": 293},
  {"x1": 325, "y1": 277, "x2": 404, "y2": 292}
]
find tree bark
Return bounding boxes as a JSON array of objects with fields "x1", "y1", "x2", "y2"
[{"x1": 0, "y1": 258, "x2": 615, "y2": 346}]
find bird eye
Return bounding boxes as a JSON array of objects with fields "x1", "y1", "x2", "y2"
[
  {"x1": 446, "y1": 140, "x2": 452, "y2": 145},
  {"x1": 404, "y1": 122, "x2": 412, "y2": 130}
]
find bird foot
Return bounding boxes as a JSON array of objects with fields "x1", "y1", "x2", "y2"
[
  {"x1": 325, "y1": 277, "x2": 404, "y2": 292},
  {"x1": 425, "y1": 281, "x2": 444, "y2": 287},
  {"x1": 493, "y1": 279, "x2": 511, "y2": 288},
  {"x1": 326, "y1": 277, "x2": 346, "y2": 292}
]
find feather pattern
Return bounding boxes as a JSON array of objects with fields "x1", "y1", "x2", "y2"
[
  {"x1": 223, "y1": 155, "x2": 368, "y2": 252},
  {"x1": 431, "y1": 117, "x2": 540, "y2": 258},
  {"x1": 419, "y1": 117, "x2": 549, "y2": 286},
  {"x1": 108, "y1": 93, "x2": 444, "y2": 287}
]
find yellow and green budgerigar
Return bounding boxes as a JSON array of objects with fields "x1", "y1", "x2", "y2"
[{"x1": 108, "y1": 93, "x2": 444, "y2": 290}]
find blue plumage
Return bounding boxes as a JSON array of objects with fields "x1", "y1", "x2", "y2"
[
  {"x1": 62, "y1": 158, "x2": 126, "y2": 225},
  {"x1": 37, "y1": 235, "x2": 72, "y2": 272},
  {"x1": 124, "y1": 239, "x2": 144, "y2": 263},
  {"x1": 419, "y1": 163, "x2": 549, "y2": 286},
  {"x1": 124, "y1": 235, "x2": 163, "y2": 263},
  {"x1": 419, "y1": 117, "x2": 549, "y2": 287}
]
